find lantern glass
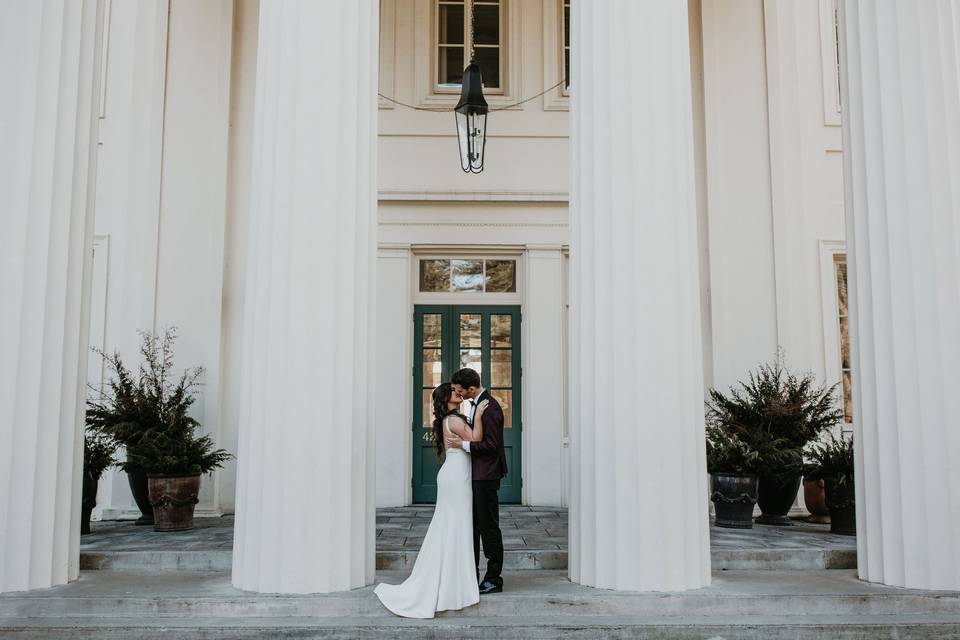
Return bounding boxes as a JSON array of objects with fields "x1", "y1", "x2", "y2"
[{"x1": 456, "y1": 110, "x2": 487, "y2": 173}]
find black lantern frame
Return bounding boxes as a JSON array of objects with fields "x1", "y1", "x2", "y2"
[{"x1": 454, "y1": 60, "x2": 488, "y2": 173}]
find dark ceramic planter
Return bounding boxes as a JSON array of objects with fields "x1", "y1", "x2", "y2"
[
  {"x1": 80, "y1": 471, "x2": 99, "y2": 535},
  {"x1": 825, "y1": 478, "x2": 856, "y2": 535},
  {"x1": 803, "y1": 478, "x2": 831, "y2": 524},
  {"x1": 756, "y1": 473, "x2": 802, "y2": 526},
  {"x1": 710, "y1": 473, "x2": 759, "y2": 529},
  {"x1": 127, "y1": 466, "x2": 155, "y2": 526},
  {"x1": 148, "y1": 474, "x2": 201, "y2": 532}
]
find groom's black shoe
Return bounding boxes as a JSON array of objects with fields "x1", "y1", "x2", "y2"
[{"x1": 479, "y1": 580, "x2": 502, "y2": 594}]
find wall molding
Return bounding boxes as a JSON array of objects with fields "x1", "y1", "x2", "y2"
[{"x1": 379, "y1": 189, "x2": 568, "y2": 202}]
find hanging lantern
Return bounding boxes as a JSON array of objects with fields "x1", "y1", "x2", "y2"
[{"x1": 454, "y1": 60, "x2": 488, "y2": 173}]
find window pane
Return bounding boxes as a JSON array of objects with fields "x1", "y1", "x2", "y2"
[
  {"x1": 423, "y1": 388, "x2": 434, "y2": 428},
  {"x1": 459, "y1": 314, "x2": 481, "y2": 348},
  {"x1": 490, "y1": 315, "x2": 511, "y2": 347},
  {"x1": 491, "y1": 349, "x2": 512, "y2": 387},
  {"x1": 452, "y1": 259, "x2": 484, "y2": 291},
  {"x1": 473, "y1": 2, "x2": 499, "y2": 45},
  {"x1": 564, "y1": 2, "x2": 570, "y2": 47},
  {"x1": 492, "y1": 389, "x2": 512, "y2": 427},
  {"x1": 420, "y1": 260, "x2": 451, "y2": 292},
  {"x1": 439, "y1": 2, "x2": 465, "y2": 44},
  {"x1": 423, "y1": 348, "x2": 443, "y2": 387},
  {"x1": 485, "y1": 260, "x2": 516, "y2": 292},
  {"x1": 439, "y1": 46, "x2": 465, "y2": 86},
  {"x1": 839, "y1": 317, "x2": 850, "y2": 369},
  {"x1": 835, "y1": 259, "x2": 848, "y2": 316},
  {"x1": 460, "y1": 348, "x2": 482, "y2": 375},
  {"x1": 423, "y1": 313, "x2": 443, "y2": 347},
  {"x1": 474, "y1": 47, "x2": 500, "y2": 89},
  {"x1": 841, "y1": 370, "x2": 853, "y2": 424},
  {"x1": 564, "y1": 48, "x2": 570, "y2": 88}
]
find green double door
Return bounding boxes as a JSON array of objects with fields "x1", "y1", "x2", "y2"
[{"x1": 413, "y1": 305, "x2": 521, "y2": 504}]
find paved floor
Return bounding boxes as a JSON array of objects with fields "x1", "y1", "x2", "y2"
[{"x1": 82, "y1": 505, "x2": 855, "y2": 554}]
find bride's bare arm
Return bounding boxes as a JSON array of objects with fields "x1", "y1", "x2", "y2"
[{"x1": 448, "y1": 414, "x2": 482, "y2": 442}]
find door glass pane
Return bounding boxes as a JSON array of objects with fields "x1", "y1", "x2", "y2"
[
  {"x1": 485, "y1": 260, "x2": 516, "y2": 292},
  {"x1": 423, "y1": 314, "x2": 442, "y2": 347},
  {"x1": 491, "y1": 349, "x2": 512, "y2": 387},
  {"x1": 423, "y1": 348, "x2": 443, "y2": 387},
  {"x1": 491, "y1": 389, "x2": 512, "y2": 428},
  {"x1": 420, "y1": 260, "x2": 450, "y2": 292},
  {"x1": 460, "y1": 348, "x2": 482, "y2": 374},
  {"x1": 459, "y1": 314, "x2": 481, "y2": 347},
  {"x1": 452, "y1": 259, "x2": 484, "y2": 291},
  {"x1": 490, "y1": 314, "x2": 512, "y2": 346},
  {"x1": 423, "y1": 388, "x2": 434, "y2": 428}
]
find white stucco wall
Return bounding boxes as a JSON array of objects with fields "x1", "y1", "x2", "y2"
[{"x1": 89, "y1": 0, "x2": 846, "y2": 514}]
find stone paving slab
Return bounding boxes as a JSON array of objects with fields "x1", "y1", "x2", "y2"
[{"x1": 81, "y1": 506, "x2": 857, "y2": 571}]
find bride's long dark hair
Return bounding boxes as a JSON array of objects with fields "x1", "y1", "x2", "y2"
[{"x1": 432, "y1": 383, "x2": 466, "y2": 459}]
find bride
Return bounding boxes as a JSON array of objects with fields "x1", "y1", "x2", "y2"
[{"x1": 374, "y1": 382, "x2": 487, "y2": 618}]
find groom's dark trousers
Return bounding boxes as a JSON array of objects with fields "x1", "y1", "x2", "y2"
[
  {"x1": 473, "y1": 479, "x2": 503, "y2": 586},
  {"x1": 469, "y1": 390, "x2": 508, "y2": 588}
]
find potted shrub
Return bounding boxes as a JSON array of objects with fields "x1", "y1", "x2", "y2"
[
  {"x1": 706, "y1": 354, "x2": 842, "y2": 526},
  {"x1": 87, "y1": 336, "x2": 159, "y2": 525},
  {"x1": 81, "y1": 433, "x2": 118, "y2": 534},
  {"x1": 87, "y1": 328, "x2": 231, "y2": 531},
  {"x1": 706, "y1": 424, "x2": 761, "y2": 528},
  {"x1": 805, "y1": 433, "x2": 856, "y2": 535}
]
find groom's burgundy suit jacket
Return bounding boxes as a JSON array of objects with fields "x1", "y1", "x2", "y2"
[{"x1": 470, "y1": 390, "x2": 508, "y2": 481}]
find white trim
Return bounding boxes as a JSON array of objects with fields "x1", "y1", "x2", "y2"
[
  {"x1": 379, "y1": 189, "x2": 568, "y2": 202},
  {"x1": 541, "y1": 0, "x2": 569, "y2": 111},
  {"x1": 818, "y1": 0, "x2": 842, "y2": 127},
  {"x1": 379, "y1": 0, "x2": 397, "y2": 109},
  {"x1": 818, "y1": 239, "x2": 852, "y2": 433}
]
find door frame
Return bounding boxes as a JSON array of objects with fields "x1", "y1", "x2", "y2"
[{"x1": 411, "y1": 304, "x2": 523, "y2": 504}]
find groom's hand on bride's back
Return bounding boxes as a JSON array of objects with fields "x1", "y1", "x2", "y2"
[{"x1": 444, "y1": 433, "x2": 463, "y2": 449}]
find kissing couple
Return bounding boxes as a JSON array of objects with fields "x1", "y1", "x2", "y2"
[{"x1": 374, "y1": 367, "x2": 508, "y2": 618}]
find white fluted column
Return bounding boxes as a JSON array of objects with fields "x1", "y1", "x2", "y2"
[
  {"x1": 840, "y1": 1, "x2": 960, "y2": 590},
  {"x1": 231, "y1": 1, "x2": 377, "y2": 594},
  {"x1": 0, "y1": 1, "x2": 103, "y2": 593},
  {"x1": 568, "y1": 1, "x2": 711, "y2": 591}
]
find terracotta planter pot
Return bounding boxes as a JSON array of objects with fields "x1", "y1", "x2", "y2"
[
  {"x1": 148, "y1": 474, "x2": 201, "y2": 532},
  {"x1": 825, "y1": 478, "x2": 856, "y2": 536},
  {"x1": 755, "y1": 473, "x2": 802, "y2": 526},
  {"x1": 710, "y1": 473, "x2": 759, "y2": 529},
  {"x1": 803, "y1": 478, "x2": 831, "y2": 524},
  {"x1": 80, "y1": 471, "x2": 99, "y2": 535}
]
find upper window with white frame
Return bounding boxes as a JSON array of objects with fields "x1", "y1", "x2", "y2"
[{"x1": 437, "y1": 0, "x2": 503, "y2": 92}]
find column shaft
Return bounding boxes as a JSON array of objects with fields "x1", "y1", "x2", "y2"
[
  {"x1": 0, "y1": 0, "x2": 103, "y2": 592},
  {"x1": 231, "y1": 0, "x2": 378, "y2": 594},
  {"x1": 840, "y1": 0, "x2": 960, "y2": 590},
  {"x1": 569, "y1": 0, "x2": 711, "y2": 591}
]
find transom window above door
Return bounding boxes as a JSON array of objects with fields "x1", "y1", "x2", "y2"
[
  {"x1": 419, "y1": 258, "x2": 516, "y2": 293},
  {"x1": 437, "y1": 0, "x2": 503, "y2": 91}
]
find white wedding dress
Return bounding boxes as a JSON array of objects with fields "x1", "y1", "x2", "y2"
[{"x1": 374, "y1": 418, "x2": 479, "y2": 618}]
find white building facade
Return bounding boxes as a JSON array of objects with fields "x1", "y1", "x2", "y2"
[{"x1": 1, "y1": 0, "x2": 958, "y2": 594}]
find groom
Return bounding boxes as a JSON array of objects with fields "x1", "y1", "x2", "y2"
[{"x1": 447, "y1": 367, "x2": 507, "y2": 594}]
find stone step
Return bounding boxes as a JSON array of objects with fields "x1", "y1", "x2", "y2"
[
  {"x1": 3, "y1": 571, "x2": 956, "y2": 619},
  {"x1": 4, "y1": 571, "x2": 957, "y2": 639},
  {"x1": 79, "y1": 546, "x2": 856, "y2": 572},
  {"x1": 4, "y1": 614, "x2": 960, "y2": 640}
]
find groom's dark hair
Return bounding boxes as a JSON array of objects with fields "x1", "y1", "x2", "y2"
[{"x1": 452, "y1": 367, "x2": 481, "y2": 389}]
